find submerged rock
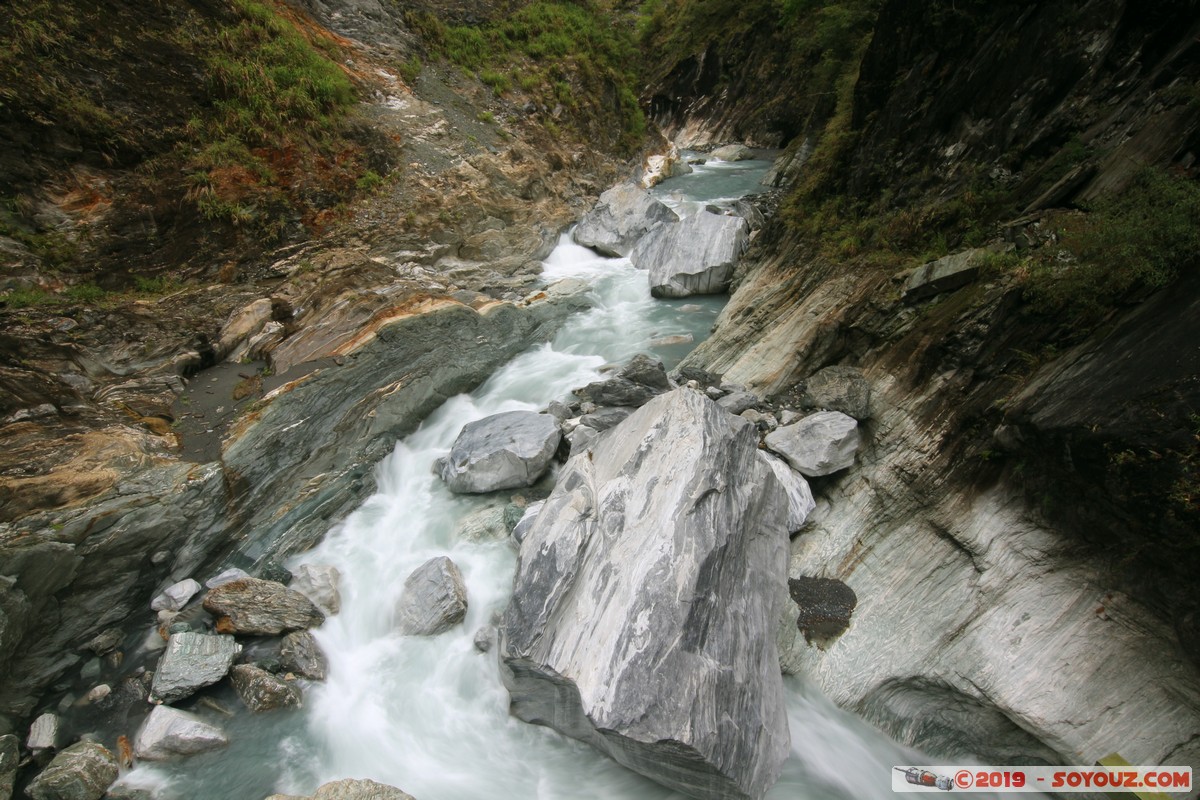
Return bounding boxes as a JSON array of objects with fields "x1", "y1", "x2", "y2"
[
  {"x1": 266, "y1": 778, "x2": 416, "y2": 800},
  {"x1": 710, "y1": 144, "x2": 754, "y2": 162},
  {"x1": 202, "y1": 578, "x2": 325, "y2": 636},
  {"x1": 630, "y1": 212, "x2": 749, "y2": 298},
  {"x1": 764, "y1": 411, "x2": 860, "y2": 477},
  {"x1": 230, "y1": 664, "x2": 302, "y2": 711},
  {"x1": 500, "y1": 389, "x2": 791, "y2": 800},
  {"x1": 289, "y1": 565, "x2": 342, "y2": 616},
  {"x1": 25, "y1": 741, "x2": 118, "y2": 800},
  {"x1": 280, "y1": 631, "x2": 328, "y2": 681},
  {"x1": 573, "y1": 182, "x2": 678, "y2": 257},
  {"x1": 134, "y1": 705, "x2": 229, "y2": 760},
  {"x1": 437, "y1": 411, "x2": 561, "y2": 494},
  {"x1": 395, "y1": 557, "x2": 468, "y2": 636},
  {"x1": 149, "y1": 632, "x2": 240, "y2": 704}
]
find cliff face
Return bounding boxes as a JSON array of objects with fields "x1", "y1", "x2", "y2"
[{"x1": 669, "y1": 0, "x2": 1200, "y2": 768}]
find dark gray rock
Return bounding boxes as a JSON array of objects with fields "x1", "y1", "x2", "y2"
[
  {"x1": 256, "y1": 561, "x2": 293, "y2": 586},
  {"x1": 574, "y1": 354, "x2": 671, "y2": 409},
  {"x1": 202, "y1": 578, "x2": 325, "y2": 636},
  {"x1": 631, "y1": 212, "x2": 749, "y2": 298},
  {"x1": 438, "y1": 411, "x2": 560, "y2": 494},
  {"x1": 0, "y1": 733, "x2": 17, "y2": 800},
  {"x1": 800, "y1": 366, "x2": 872, "y2": 420},
  {"x1": 134, "y1": 705, "x2": 229, "y2": 760},
  {"x1": 289, "y1": 565, "x2": 342, "y2": 616},
  {"x1": 500, "y1": 389, "x2": 791, "y2": 800},
  {"x1": 230, "y1": 664, "x2": 302, "y2": 711},
  {"x1": 150, "y1": 579, "x2": 201, "y2": 613},
  {"x1": 578, "y1": 407, "x2": 633, "y2": 432},
  {"x1": 572, "y1": 182, "x2": 678, "y2": 257},
  {"x1": 473, "y1": 626, "x2": 495, "y2": 653},
  {"x1": 764, "y1": 412, "x2": 860, "y2": 477},
  {"x1": 149, "y1": 632, "x2": 240, "y2": 704},
  {"x1": 902, "y1": 248, "x2": 988, "y2": 302},
  {"x1": 732, "y1": 197, "x2": 766, "y2": 231},
  {"x1": 510, "y1": 500, "x2": 545, "y2": 545},
  {"x1": 395, "y1": 557, "x2": 467, "y2": 636},
  {"x1": 788, "y1": 577, "x2": 857, "y2": 643},
  {"x1": 25, "y1": 741, "x2": 118, "y2": 800},
  {"x1": 279, "y1": 631, "x2": 328, "y2": 681},
  {"x1": 716, "y1": 390, "x2": 758, "y2": 415}
]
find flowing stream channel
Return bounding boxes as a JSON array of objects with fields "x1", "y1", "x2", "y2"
[{"x1": 120, "y1": 158, "x2": 931, "y2": 800}]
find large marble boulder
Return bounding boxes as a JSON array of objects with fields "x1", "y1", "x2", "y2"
[
  {"x1": 202, "y1": 578, "x2": 325, "y2": 635},
  {"x1": 134, "y1": 705, "x2": 229, "y2": 760},
  {"x1": 764, "y1": 411, "x2": 860, "y2": 477},
  {"x1": 437, "y1": 411, "x2": 561, "y2": 494},
  {"x1": 395, "y1": 557, "x2": 468, "y2": 636},
  {"x1": 572, "y1": 182, "x2": 678, "y2": 257},
  {"x1": 630, "y1": 211, "x2": 749, "y2": 298},
  {"x1": 710, "y1": 144, "x2": 754, "y2": 161},
  {"x1": 149, "y1": 632, "x2": 240, "y2": 704},
  {"x1": 25, "y1": 741, "x2": 118, "y2": 800},
  {"x1": 500, "y1": 388, "x2": 791, "y2": 800}
]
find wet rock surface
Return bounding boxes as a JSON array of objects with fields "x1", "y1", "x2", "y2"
[
  {"x1": 500, "y1": 389, "x2": 790, "y2": 800},
  {"x1": 202, "y1": 578, "x2": 325, "y2": 636},
  {"x1": 395, "y1": 557, "x2": 468, "y2": 636},
  {"x1": 572, "y1": 182, "x2": 678, "y2": 257},
  {"x1": 266, "y1": 778, "x2": 416, "y2": 800},
  {"x1": 630, "y1": 211, "x2": 749, "y2": 298},
  {"x1": 134, "y1": 705, "x2": 229, "y2": 761},
  {"x1": 280, "y1": 631, "x2": 329, "y2": 681},
  {"x1": 149, "y1": 632, "x2": 240, "y2": 705},
  {"x1": 437, "y1": 411, "x2": 561, "y2": 494},
  {"x1": 25, "y1": 741, "x2": 118, "y2": 800},
  {"x1": 229, "y1": 664, "x2": 302, "y2": 712}
]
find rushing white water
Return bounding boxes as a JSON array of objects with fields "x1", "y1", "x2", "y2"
[{"x1": 118, "y1": 161, "x2": 941, "y2": 800}]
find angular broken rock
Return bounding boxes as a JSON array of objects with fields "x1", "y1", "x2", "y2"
[
  {"x1": 500, "y1": 388, "x2": 791, "y2": 800},
  {"x1": 150, "y1": 632, "x2": 240, "y2": 704},
  {"x1": 574, "y1": 354, "x2": 671, "y2": 409},
  {"x1": 134, "y1": 705, "x2": 229, "y2": 760},
  {"x1": 764, "y1": 411, "x2": 860, "y2": 477},
  {"x1": 289, "y1": 564, "x2": 342, "y2": 616},
  {"x1": 150, "y1": 578, "x2": 202, "y2": 612},
  {"x1": 572, "y1": 181, "x2": 678, "y2": 257},
  {"x1": 280, "y1": 631, "x2": 329, "y2": 681},
  {"x1": 759, "y1": 452, "x2": 816, "y2": 533},
  {"x1": 28, "y1": 712, "x2": 61, "y2": 752},
  {"x1": 437, "y1": 411, "x2": 561, "y2": 494},
  {"x1": 230, "y1": 664, "x2": 302, "y2": 711},
  {"x1": 630, "y1": 211, "x2": 749, "y2": 298},
  {"x1": 902, "y1": 247, "x2": 988, "y2": 302},
  {"x1": 25, "y1": 741, "x2": 118, "y2": 800},
  {"x1": 801, "y1": 365, "x2": 871, "y2": 420},
  {"x1": 395, "y1": 557, "x2": 468, "y2": 636},
  {"x1": 203, "y1": 577, "x2": 325, "y2": 635}
]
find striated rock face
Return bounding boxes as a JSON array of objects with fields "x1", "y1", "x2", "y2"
[
  {"x1": 573, "y1": 182, "x2": 678, "y2": 257},
  {"x1": 25, "y1": 741, "x2": 118, "y2": 800},
  {"x1": 764, "y1": 412, "x2": 860, "y2": 477},
  {"x1": 230, "y1": 664, "x2": 302, "y2": 711},
  {"x1": 134, "y1": 705, "x2": 229, "y2": 760},
  {"x1": 395, "y1": 557, "x2": 468, "y2": 636},
  {"x1": 500, "y1": 389, "x2": 791, "y2": 800},
  {"x1": 202, "y1": 578, "x2": 325, "y2": 636},
  {"x1": 758, "y1": 452, "x2": 815, "y2": 534},
  {"x1": 630, "y1": 211, "x2": 748, "y2": 298},
  {"x1": 437, "y1": 411, "x2": 561, "y2": 494},
  {"x1": 149, "y1": 632, "x2": 240, "y2": 704}
]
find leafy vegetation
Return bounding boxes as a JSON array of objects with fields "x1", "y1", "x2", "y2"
[{"x1": 405, "y1": 2, "x2": 645, "y2": 150}]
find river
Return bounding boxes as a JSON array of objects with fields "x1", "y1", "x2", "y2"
[{"x1": 116, "y1": 157, "x2": 928, "y2": 800}]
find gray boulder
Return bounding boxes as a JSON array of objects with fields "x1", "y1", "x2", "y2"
[
  {"x1": 25, "y1": 741, "x2": 118, "y2": 800},
  {"x1": 801, "y1": 366, "x2": 871, "y2": 420},
  {"x1": 395, "y1": 557, "x2": 468, "y2": 636},
  {"x1": 578, "y1": 406, "x2": 634, "y2": 432},
  {"x1": 150, "y1": 579, "x2": 202, "y2": 612},
  {"x1": 500, "y1": 389, "x2": 791, "y2": 800},
  {"x1": 27, "y1": 712, "x2": 61, "y2": 752},
  {"x1": 764, "y1": 411, "x2": 860, "y2": 477},
  {"x1": 759, "y1": 452, "x2": 816, "y2": 533},
  {"x1": 573, "y1": 182, "x2": 678, "y2": 257},
  {"x1": 0, "y1": 734, "x2": 17, "y2": 800},
  {"x1": 574, "y1": 354, "x2": 671, "y2": 409},
  {"x1": 567, "y1": 424, "x2": 600, "y2": 455},
  {"x1": 202, "y1": 578, "x2": 325, "y2": 635},
  {"x1": 230, "y1": 664, "x2": 302, "y2": 711},
  {"x1": 631, "y1": 212, "x2": 749, "y2": 298},
  {"x1": 716, "y1": 389, "x2": 758, "y2": 415},
  {"x1": 280, "y1": 631, "x2": 329, "y2": 681},
  {"x1": 902, "y1": 248, "x2": 988, "y2": 302},
  {"x1": 289, "y1": 564, "x2": 342, "y2": 616},
  {"x1": 438, "y1": 411, "x2": 560, "y2": 494},
  {"x1": 710, "y1": 144, "x2": 754, "y2": 161},
  {"x1": 149, "y1": 632, "x2": 240, "y2": 704},
  {"x1": 265, "y1": 779, "x2": 416, "y2": 800},
  {"x1": 134, "y1": 705, "x2": 229, "y2": 760}
]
